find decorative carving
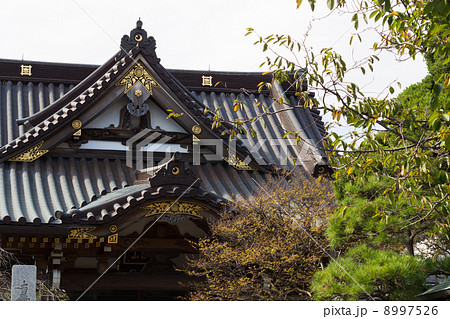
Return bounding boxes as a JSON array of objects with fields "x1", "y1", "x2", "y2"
[
  {"x1": 192, "y1": 125, "x2": 202, "y2": 135},
  {"x1": 143, "y1": 201, "x2": 205, "y2": 220},
  {"x1": 160, "y1": 214, "x2": 189, "y2": 225},
  {"x1": 71, "y1": 120, "x2": 82, "y2": 130},
  {"x1": 81, "y1": 128, "x2": 121, "y2": 139},
  {"x1": 172, "y1": 167, "x2": 180, "y2": 175},
  {"x1": 148, "y1": 153, "x2": 200, "y2": 188},
  {"x1": 20, "y1": 65, "x2": 32, "y2": 76},
  {"x1": 80, "y1": 128, "x2": 189, "y2": 143},
  {"x1": 68, "y1": 227, "x2": 97, "y2": 240},
  {"x1": 223, "y1": 149, "x2": 256, "y2": 171},
  {"x1": 119, "y1": 105, "x2": 151, "y2": 132},
  {"x1": 117, "y1": 19, "x2": 159, "y2": 60},
  {"x1": 123, "y1": 251, "x2": 147, "y2": 265},
  {"x1": 116, "y1": 60, "x2": 160, "y2": 118},
  {"x1": 116, "y1": 61, "x2": 160, "y2": 95},
  {"x1": 108, "y1": 234, "x2": 118, "y2": 244},
  {"x1": 202, "y1": 75, "x2": 213, "y2": 86},
  {"x1": 8, "y1": 140, "x2": 48, "y2": 162}
]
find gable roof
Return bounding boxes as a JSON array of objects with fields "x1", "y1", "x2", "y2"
[{"x1": 0, "y1": 21, "x2": 330, "y2": 227}]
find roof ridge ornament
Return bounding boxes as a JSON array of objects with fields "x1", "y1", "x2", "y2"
[{"x1": 117, "y1": 19, "x2": 159, "y2": 61}]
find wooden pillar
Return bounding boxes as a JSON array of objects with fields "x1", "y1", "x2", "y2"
[
  {"x1": 97, "y1": 255, "x2": 110, "y2": 274},
  {"x1": 33, "y1": 253, "x2": 49, "y2": 274},
  {"x1": 51, "y1": 244, "x2": 63, "y2": 289}
]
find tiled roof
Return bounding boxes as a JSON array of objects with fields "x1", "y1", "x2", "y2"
[
  {"x1": 0, "y1": 155, "x2": 266, "y2": 225},
  {"x1": 0, "y1": 156, "x2": 134, "y2": 224},
  {"x1": 419, "y1": 278, "x2": 450, "y2": 298},
  {"x1": 0, "y1": 81, "x2": 74, "y2": 146},
  {"x1": 191, "y1": 85, "x2": 328, "y2": 170}
]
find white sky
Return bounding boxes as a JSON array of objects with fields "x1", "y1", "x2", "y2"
[{"x1": 1, "y1": 0, "x2": 428, "y2": 132}]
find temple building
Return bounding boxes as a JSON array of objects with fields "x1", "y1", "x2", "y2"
[{"x1": 0, "y1": 21, "x2": 330, "y2": 300}]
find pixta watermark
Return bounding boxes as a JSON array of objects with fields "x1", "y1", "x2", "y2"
[{"x1": 125, "y1": 128, "x2": 318, "y2": 169}]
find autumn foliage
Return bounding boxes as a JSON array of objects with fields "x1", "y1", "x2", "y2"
[{"x1": 183, "y1": 171, "x2": 334, "y2": 300}]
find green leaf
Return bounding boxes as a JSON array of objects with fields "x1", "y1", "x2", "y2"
[
  {"x1": 327, "y1": 0, "x2": 335, "y2": 10},
  {"x1": 430, "y1": 84, "x2": 443, "y2": 108},
  {"x1": 352, "y1": 14, "x2": 359, "y2": 29},
  {"x1": 445, "y1": 135, "x2": 450, "y2": 151},
  {"x1": 383, "y1": 0, "x2": 391, "y2": 13},
  {"x1": 307, "y1": 0, "x2": 316, "y2": 11}
]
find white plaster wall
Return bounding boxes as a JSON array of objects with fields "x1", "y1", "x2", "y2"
[
  {"x1": 85, "y1": 96, "x2": 128, "y2": 128},
  {"x1": 140, "y1": 143, "x2": 188, "y2": 153},
  {"x1": 148, "y1": 99, "x2": 187, "y2": 133},
  {"x1": 79, "y1": 140, "x2": 128, "y2": 151}
]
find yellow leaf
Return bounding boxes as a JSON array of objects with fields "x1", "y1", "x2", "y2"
[
  {"x1": 234, "y1": 103, "x2": 239, "y2": 112},
  {"x1": 444, "y1": 76, "x2": 450, "y2": 88},
  {"x1": 347, "y1": 166, "x2": 355, "y2": 175}
]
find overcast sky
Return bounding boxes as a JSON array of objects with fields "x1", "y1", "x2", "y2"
[{"x1": 1, "y1": 0, "x2": 428, "y2": 115}]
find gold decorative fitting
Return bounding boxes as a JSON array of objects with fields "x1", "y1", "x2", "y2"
[
  {"x1": 223, "y1": 149, "x2": 256, "y2": 171},
  {"x1": 108, "y1": 234, "x2": 119, "y2": 244},
  {"x1": 134, "y1": 89, "x2": 143, "y2": 97},
  {"x1": 116, "y1": 60, "x2": 160, "y2": 94},
  {"x1": 8, "y1": 140, "x2": 48, "y2": 162},
  {"x1": 172, "y1": 167, "x2": 180, "y2": 175},
  {"x1": 143, "y1": 201, "x2": 205, "y2": 219},
  {"x1": 72, "y1": 120, "x2": 82, "y2": 130},
  {"x1": 192, "y1": 125, "x2": 202, "y2": 135},
  {"x1": 20, "y1": 65, "x2": 32, "y2": 76},
  {"x1": 109, "y1": 225, "x2": 118, "y2": 233},
  {"x1": 135, "y1": 34, "x2": 143, "y2": 42},
  {"x1": 73, "y1": 130, "x2": 82, "y2": 137},
  {"x1": 68, "y1": 227, "x2": 97, "y2": 240},
  {"x1": 202, "y1": 75, "x2": 213, "y2": 87}
]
